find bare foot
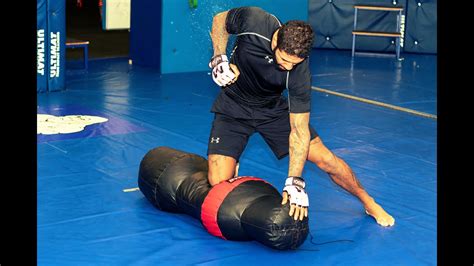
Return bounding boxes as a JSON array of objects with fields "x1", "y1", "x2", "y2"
[{"x1": 365, "y1": 202, "x2": 395, "y2": 227}]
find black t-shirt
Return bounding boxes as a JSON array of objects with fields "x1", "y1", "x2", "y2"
[{"x1": 211, "y1": 6, "x2": 312, "y2": 119}]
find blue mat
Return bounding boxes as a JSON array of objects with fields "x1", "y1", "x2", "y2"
[
  {"x1": 310, "y1": 49, "x2": 437, "y2": 115},
  {"x1": 38, "y1": 49, "x2": 437, "y2": 265}
]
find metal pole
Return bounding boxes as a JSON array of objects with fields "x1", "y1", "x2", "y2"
[
  {"x1": 352, "y1": 8, "x2": 358, "y2": 57},
  {"x1": 396, "y1": 9, "x2": 402, "y2": 60}
]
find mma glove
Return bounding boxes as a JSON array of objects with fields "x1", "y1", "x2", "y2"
[
  {"x1": 209, "y1": 54, "x2": 236, "y2": 87},
  {"x1": 283, "y1": 176, "x2": 309, "y2": 207}
]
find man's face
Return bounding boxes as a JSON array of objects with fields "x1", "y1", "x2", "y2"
[{"x1": 273, "y1": 48, "x2": 305, "y2": 71}]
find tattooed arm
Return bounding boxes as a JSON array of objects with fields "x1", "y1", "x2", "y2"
[
  {"x1": 281, "y1": 112, "x2": 311, "y2": 220},
  {"x1": 288, "y1": 112, "x2": 311, "y2": 177},
  {"x1": 210, "y1": 11, "x2": 229, "y2": 57},
  {"x1": 209, "y1": 11, "x2": 240, "y2": 85}
]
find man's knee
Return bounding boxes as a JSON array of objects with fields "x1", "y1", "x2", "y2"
[
  {"x1": 208, "y1": 154, "x2": 237, "y2": 186},
  {"x1": 308, "y1": 138, "x2": 337, "y2": 172},
  {"x1": 311, "y1": 152, "x2": 336, "y2": 171}
]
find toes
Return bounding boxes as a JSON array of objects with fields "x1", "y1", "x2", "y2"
[
  {"x1": 388, "y1": 217, "x2": 395, "y2": 226},
  {"x1": 376, "y1": 218, "x2": 388, "y2": 227},
  {"x1": 377, "y1": 217, "x2": 395, "y2": 227},
  {"x1": 365, "y1": 210, "x2": 395, "y2": 227}
]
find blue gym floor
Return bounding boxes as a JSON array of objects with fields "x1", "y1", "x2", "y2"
[{"x1": 37, "y1": 49, "x2": 437, "y2": 265}]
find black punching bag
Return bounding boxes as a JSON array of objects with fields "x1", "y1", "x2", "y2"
[{"x1": 138, "y1": 147, "x2": 309, "y2": 250}]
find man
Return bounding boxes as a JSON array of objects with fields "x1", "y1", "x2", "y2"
[{"x1": 207, "y1": 6, "x2": 394, "y2": 226}]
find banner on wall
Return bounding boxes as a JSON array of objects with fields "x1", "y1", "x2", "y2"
[
  {"x1": 37, "y1": 0, "x2": 48, "y2": 93},
  {"x1": 47, "y1": 0, "x2": 66, "y2": 92}
]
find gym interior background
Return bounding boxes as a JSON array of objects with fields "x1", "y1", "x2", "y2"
[
  {"x1": 37, "y1": 0, "x2": 437, "y2": 264},
  {"x1": 65, "y1": 0, "x2": 129, "y2": 60}
]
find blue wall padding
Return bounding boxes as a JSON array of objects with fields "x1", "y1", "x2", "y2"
[
  {"x1": 130, "y1": 0, "x2": 308, "y2": 74},
  {"x1": 308, "y1": 0, "x2": 437, "y2": 54},
  {"x1": 47, "y1": 0, "x2": 66, "y2": 92},
  {"x1": 309, "y1": 0, "x2": 407, "y2": 53},
  {"x1": 403, "y1": 0, "x2": 437, "y2": 54},
  {"x1": 37, "y1": 0, "x2": 48, "y2": 93},
  {"x1": 161, "y1": 0, "x2": 308, "y2": 74},
  {"x1": 129, "y1": 0, "x2": 162, "y2": 70}
]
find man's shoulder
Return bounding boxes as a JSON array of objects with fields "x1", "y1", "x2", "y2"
[
  {"x1": 291, "y1": 60, "x2": 310, "y2": 75},
  {"x1": 245, "y1": 7, "x2": 281, "y2": 25},
  {"x1": 229, "y1": 6, "x2": 281, "y2": 33},
  {"x1": 234, "y1": 6, "x2": 269, "y2": 17},
  {"x1": 288, "y1": 60, "x2": 311, "y2": 88}
]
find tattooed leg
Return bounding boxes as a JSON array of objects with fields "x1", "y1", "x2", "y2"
[{"x1": 307, "y1": 137, "x2": 395, "y2": 227}]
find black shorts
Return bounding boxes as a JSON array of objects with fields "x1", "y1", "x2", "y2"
[{"x1": 207, "y1": 112, "x2": 319, "y2": 161}]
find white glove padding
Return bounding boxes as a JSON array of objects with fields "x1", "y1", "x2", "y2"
[
  {"x1": 209, "y1": 55, "x2": 236, "y2": 87},
  {"x1": 283, "y1": 176, "x2": 309, "y2": 207}
]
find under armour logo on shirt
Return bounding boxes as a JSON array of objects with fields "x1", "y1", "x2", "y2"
[
  {"x1": 264, "y1": 55, "x2": 273, "y2": 63},
  {"x1": 210, "y1": 137, "x2": 220, "y2": 144}
]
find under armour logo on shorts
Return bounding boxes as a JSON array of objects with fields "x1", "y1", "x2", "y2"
[{"x1": 210, "y1": 137, "x2": 220, "y2": 144}]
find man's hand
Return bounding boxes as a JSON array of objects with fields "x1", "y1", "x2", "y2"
[
  {"x1": 209, "y1": 55, "x2": 238, "y2": 87},
  {"x1": 281, "y1": 176, "x2": 308, "y2": 221}
]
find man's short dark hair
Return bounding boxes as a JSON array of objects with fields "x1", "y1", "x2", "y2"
[{"x1": 277, "y1": 20, "x2": 314, "y2": 58}]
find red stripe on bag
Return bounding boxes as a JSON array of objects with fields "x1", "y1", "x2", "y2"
[{"x1": 201, "y1": 176, "x2": 265, "y2": 239}]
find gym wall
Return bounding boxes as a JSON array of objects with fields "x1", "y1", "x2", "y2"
[
  {"x1": 309, "y1": 0, "x2": 437, "y2": 54},
  {"x1": 403, "y1": 0, "x2": 437, "y2": 53},
  {"x1": 130, "y1": 0, "x2": 308, "y2": 74}
]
